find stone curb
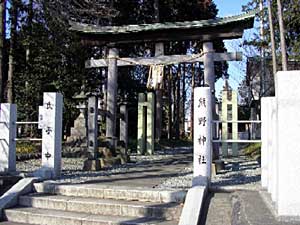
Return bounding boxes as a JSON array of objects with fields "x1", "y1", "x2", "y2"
[
  {"x1": 178, "y1": 185, "x2": 207, "y2": 225},
  {"x1": 0, "y1": 177, "x2": 40, "y2": 221}
]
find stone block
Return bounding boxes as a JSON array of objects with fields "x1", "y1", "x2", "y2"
[
  {"x1": 276, "y1": 70, "x2": 300, "y2": 216},
  {"x1": 3, "y1": 208, "x2": 28, "y2": 223},
  {"x1": 214, "y1": 160, "x2": 225, "y2": 173},
  {"x1": 159, "y1": 190, "x2": 186, "y2": 203},
  {"x1": 19, "y1": 195, "x2": 69, "y2": 211},
  {"x1": 100, "y1": 157, "x2": 121, "y2": 168},
  {"x1": 120, "y1": 204, "x2": 150, "y2": 218},
  {"x1": 67, "y1": 199, "x2": 121, "y2": 216}
]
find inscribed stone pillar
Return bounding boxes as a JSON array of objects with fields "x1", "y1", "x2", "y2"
[
  {"x1": 0, "y1": 104, "x2": 17, "y2": 173},
  {"x1": 137, "y1": 93, "x2": 146, "y2": 154},
  {"x1": 41, "y1": 93, "x2": 63, "y2": 179},
  {"x1": 87, "y1": 95, "x2": 98, "y2": 159},
  {"x1": 120, "y1": 103, "x2": 128, "y2": 150},
  {"x1": 146, "y1": 92, "x2": 155, "y2": 155},
  {"x1": 155, "y1": 42, "x2": 164, "y2": 141},
  {"x1": 106, "y1": 48, "x2": 118, "y2": 148},
  {"x1": 276, "y1": 71, "x2": 300, "y2": 216},
  {"x1": 193, "y1": 87, "x2": 212, "y2": 186}
]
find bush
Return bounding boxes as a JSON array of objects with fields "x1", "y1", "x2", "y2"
[
  {"x1": 16, "y1": 142, "x2": 39, "y2": 155},
  {"x1": 242, "y1": 143, "x2": 261, "y2": 159}
]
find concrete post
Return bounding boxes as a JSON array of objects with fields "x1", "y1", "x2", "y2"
[
  {"x1": 221, "y1": 90, "x2": 238, "y2": 157},
  {"x1": 221, "y1": 92, "x2": 228, "y2": 157},
  {"x1": 120, "y1": 103, "x2": 128, "y2": 150},
  {"x1": 137, "y1": 93, "x2": 146, "y2": 155},
  {"x1": 267, "y1": 100, "x2": 273, "y2": 195},
  {"x1": 87, "y1": 95, "x2": 98, "y2": 159},
  {"x1": 261, "y1": 97, "x2": 269, "y2": 189},
  {"x1": 0, "y1": 104, "x2": 17, "y2": 173},
  {"x1": 106, "y1": 48, "x2": 118, "y2": 148},
  {"x1": 41, "y1": 93, "x2": 63, "y2": 179},
  {"x1": 232, "y1": 91, "x2": 238, "y2": 157},
  {"x1": 270, "y1": 97, "x2": 277, "y2": 202},
  {"x1": 147, "y1": 92, "x2": 155, "y2": 155},
  {"x1": 193, "y1": 87, "x2": 212, "y2": 186},
  {"x1": 137, "y1": 92, "x2": 155, "y2": 155}
]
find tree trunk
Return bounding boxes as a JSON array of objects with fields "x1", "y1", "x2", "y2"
[
  {"x1": 276, "y1": 0, "x2": 288, "y2": 71},
  {"x1": 181, "y1": 63, "x2": 186, "y2": 137},
  {"x1": 267, "y1": 0, "x2": 277, "y2": 76},
  {"x1": 0, "y1": 0, "x2": 5, "y2": 102},
  {"x1": 259, "y1": 0, "x2": 266, "y2": 95},
  {"x1": 172, "y1": 66, "x2": 176, "y2": 137},
  {"x1": 167, "y1": 66, "x2": 172, "y2": 140},
  {"x1": 190, "y1": 63, "x2": 195, "y2": 139},
  {"x1": 25, "y1": 0, "x2": 33, "y2": 135},
  {"x1": 7, "y1": 0, "x2": 19, "y2": 103},
  {"x1": 175, "y1": 64, "x2": 181, "y2": 140}
]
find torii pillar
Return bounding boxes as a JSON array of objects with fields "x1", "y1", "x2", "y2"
[
  {"x1": 155, "y1": 42, "x2": 164, "y2": 142},
  {"x1": 203, "y1": 42, "x2": 218, "y2": 157},
  {"x1": 106, "y1": 47, "x2": 119, "y2": 149}
]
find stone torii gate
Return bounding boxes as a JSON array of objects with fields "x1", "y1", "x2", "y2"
[
  {"x1": 86, "y1": 46, "x2": 242, "y2": 146},
  {"x1": 69, "y1": 11, "x2": 255, "y2": 151}
]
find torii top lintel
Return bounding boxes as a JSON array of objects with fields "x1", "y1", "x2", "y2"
[{"x1": 69, "y1": 10, "x2": 256, "y2": 46}]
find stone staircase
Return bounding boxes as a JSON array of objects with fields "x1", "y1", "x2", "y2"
[
  {"x1": 2, "y1": 183, "x2": 185, "y2": 225},
  {"x1": 199, "y1": 192, "x2": 233, "y2": 225}
]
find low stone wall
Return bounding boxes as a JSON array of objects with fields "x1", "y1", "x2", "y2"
[{"x1": 261, "y1": 70, "x2": 300, "y2": 218}]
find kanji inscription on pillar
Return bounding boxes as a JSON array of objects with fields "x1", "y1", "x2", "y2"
[
  {"x1": 41, "y1": 92, "x2": 63, "y2": 178},
  {"x1": 193, "y1": 87, "x2": 212, "y2": 185}
]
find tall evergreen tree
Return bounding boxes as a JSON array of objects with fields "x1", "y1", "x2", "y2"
[
  {"x1": 0, "y1": 0, "x2": 5, "y2": 102},
  {"x1": 7, "y1": 0, "x2": 20, "y2": 103}
]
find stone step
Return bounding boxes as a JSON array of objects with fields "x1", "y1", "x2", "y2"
[
  {"x1": 34, "y1": 183, "x2": 186, "y2": 203},
  {"x1": 199, "y1": 192, "x2": 233, "y2": 225},
  {"x1": 19, "y1": 194, "x2": 182, "y2": 221},
  {"x1": 0, "y1": 222, "x2": 34, "y2": 225},
  {"x1": 4, "y1": 207, "x2": 177, "y2": 225}
]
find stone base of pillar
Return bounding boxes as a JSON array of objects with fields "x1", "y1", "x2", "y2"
[
  {"x1": 214, "y1": 160, "x2": 225, "y2": 173},
  {"x1": 83, "y1": 159, "x2": 101, "y2": 171}
]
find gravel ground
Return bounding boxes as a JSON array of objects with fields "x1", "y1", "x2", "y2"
[
  {"x1": 156, "y1": 156, "x2": 261, "y2": 190},
  {"x1": 16, "y1": 148, "x2": 261, "y2": 190}
]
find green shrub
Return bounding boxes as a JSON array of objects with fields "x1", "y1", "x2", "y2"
[
  {"x1": 242, "y1": 143, "x2": 261, "y2": 159},
  {"x1": 16, "y1": 142, "x2": 38, "y2": 155}
]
